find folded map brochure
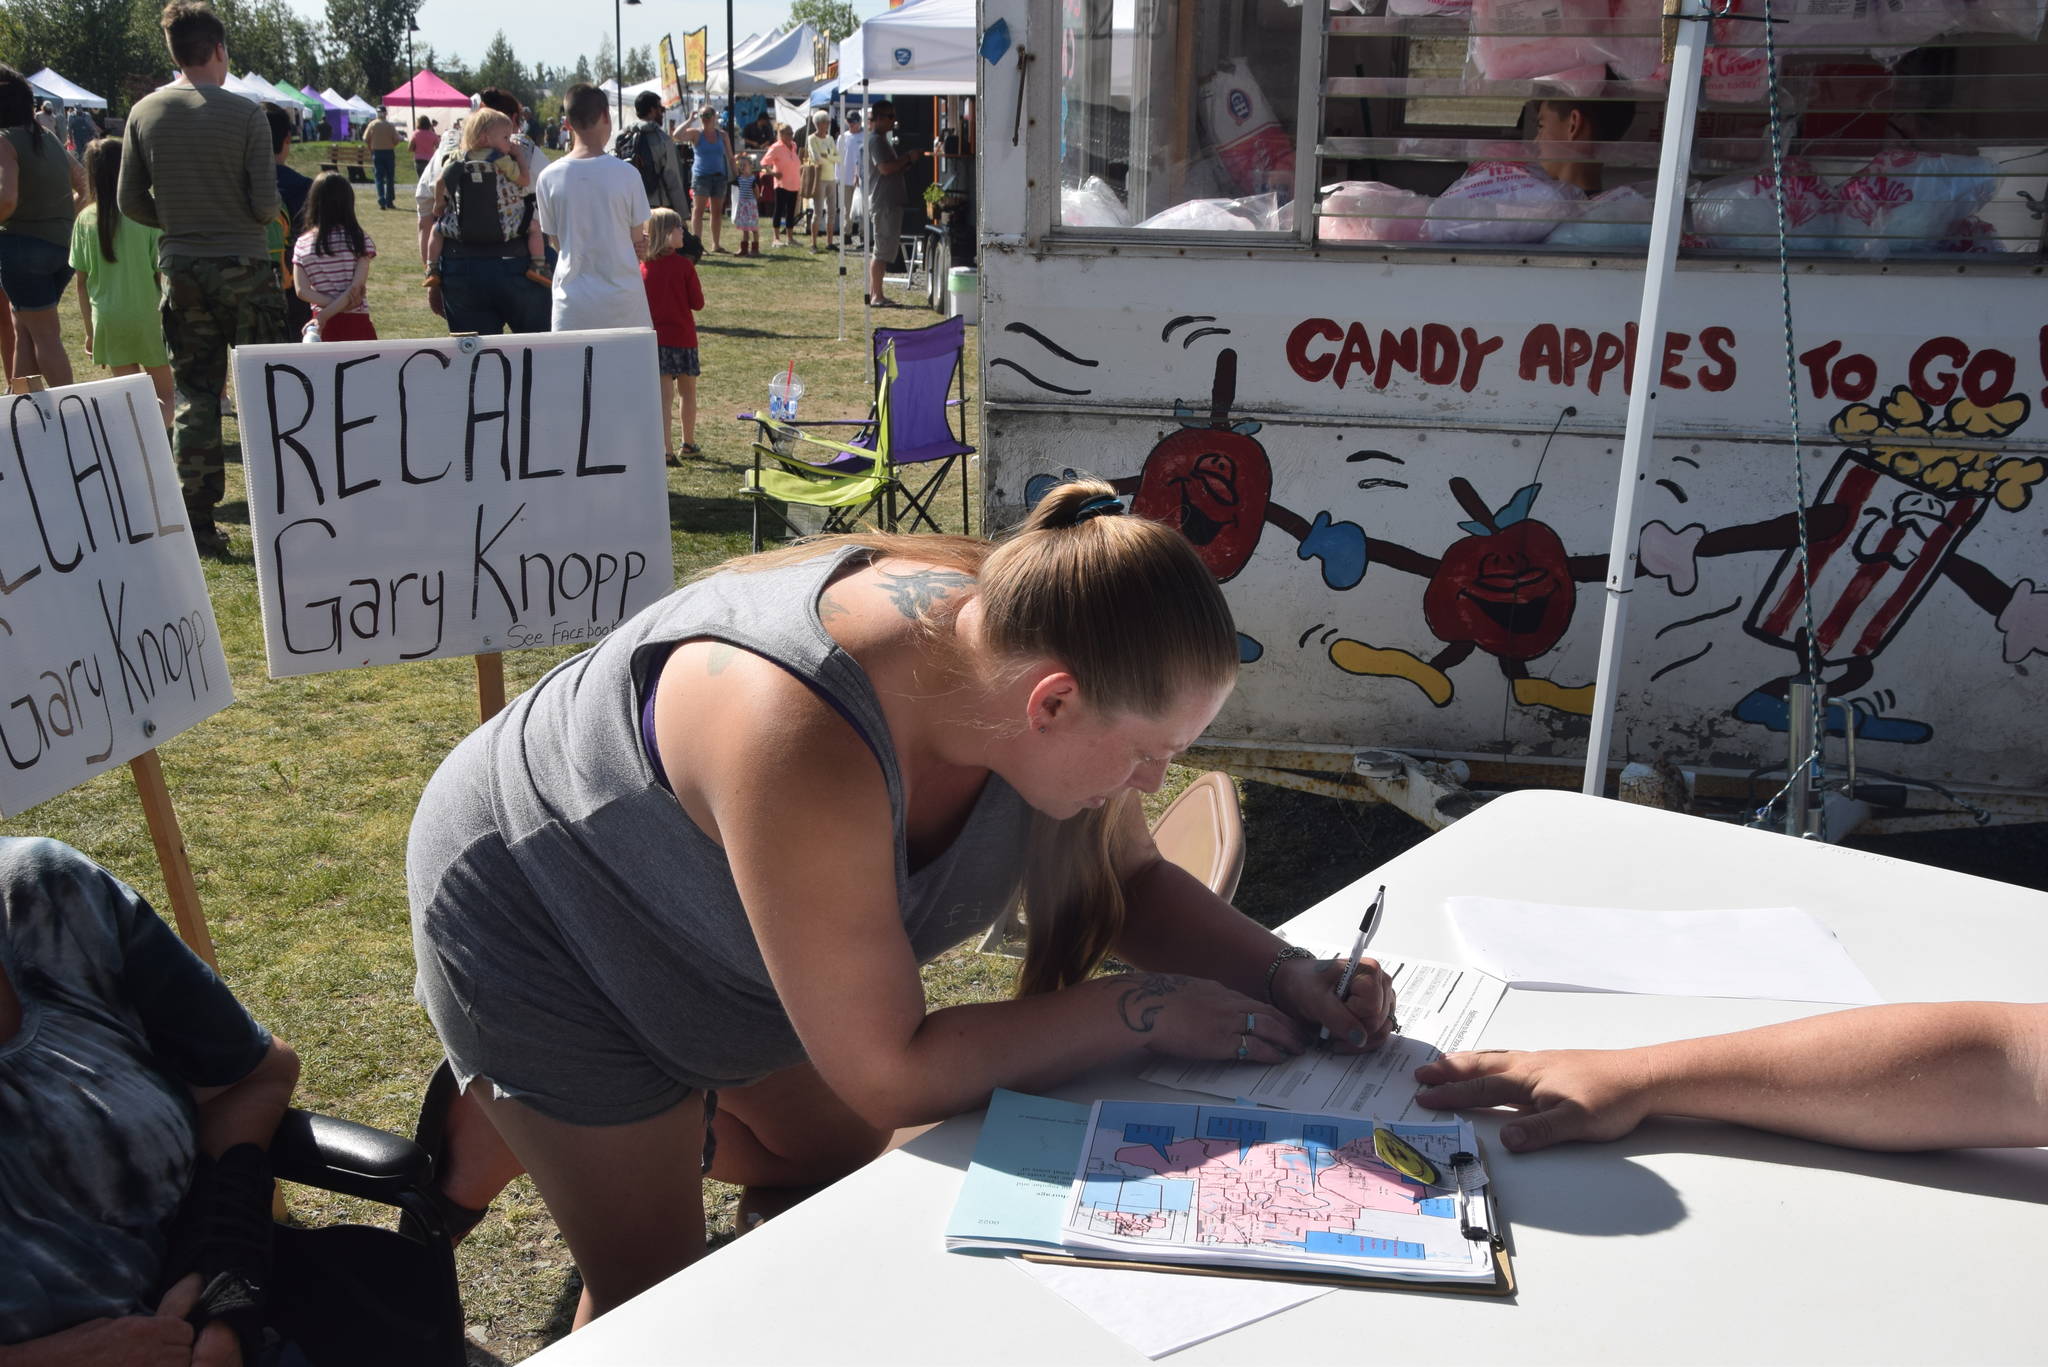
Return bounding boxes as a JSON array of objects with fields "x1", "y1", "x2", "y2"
[{"x1": 947, "y1": 1090, "x2": 1501, "y2": 1287}]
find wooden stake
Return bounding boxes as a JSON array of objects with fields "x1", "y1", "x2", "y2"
[
  {"x1": 127, "y1": 749, "x2": 217, "y2": 969},
  {"x1": 476, "y1": 652, "x2": 506, "y2": 722},
  {"x1": 6, "y1": 374, "x2": 47, "y2": 395}
]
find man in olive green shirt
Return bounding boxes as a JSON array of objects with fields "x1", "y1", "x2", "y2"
[{"x1": 119, "y1": 0, "x2": 285, "y2": 555}]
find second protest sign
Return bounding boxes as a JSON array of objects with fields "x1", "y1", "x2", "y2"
[{"x1": 233, "y1": 330, "x2": 674, "y2": 678}]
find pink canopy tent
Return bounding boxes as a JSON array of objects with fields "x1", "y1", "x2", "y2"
[{"x1": 381, "y1": 69, "x2": 470, "y2": 123}]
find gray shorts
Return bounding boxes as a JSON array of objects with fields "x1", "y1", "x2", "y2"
[
  {"x1": 693, "y1": 172, "x2": 728, "y2": 201},
  {"x1": 411, "y1": 820, "x2": 703, "y2": 1127},
  {"x1": 868, "y1": 204, "x2": 904, "y2": 266}
]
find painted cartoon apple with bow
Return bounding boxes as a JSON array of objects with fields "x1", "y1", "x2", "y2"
[
  {"x1": 1422, "y1": 478, "x2": 1576, "y2": 660},
  {"x1": 1131, "y1": 350, "x2": 1273, "y2": 582}
]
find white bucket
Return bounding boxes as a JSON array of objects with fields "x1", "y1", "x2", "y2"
[
  {"x1": 767, "y1": 372, "x2": 805, "y2": 422},
  {"x1": 947, "y1": 267, "x2": 980, "y2": 326}
]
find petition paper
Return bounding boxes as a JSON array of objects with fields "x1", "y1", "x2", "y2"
[{"x1": 1141, "y1": 956, "x2": 1506, "y2": 1122}]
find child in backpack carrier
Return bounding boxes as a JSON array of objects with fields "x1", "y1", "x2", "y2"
[{"x1": 424, "y1": 108, "x2": 550, "y2": 289}]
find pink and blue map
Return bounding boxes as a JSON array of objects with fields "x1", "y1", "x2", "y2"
[{"x1": 1064, "y1": 1101, "x2": 1482, "y2": 1270}]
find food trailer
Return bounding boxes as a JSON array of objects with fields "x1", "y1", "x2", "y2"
[{"x1": 975, "y1": 0, "x2": 2047, "y2": 832}]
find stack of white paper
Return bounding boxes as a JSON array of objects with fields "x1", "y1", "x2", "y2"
[{"x1": 1446, "y1": 897, "x2": 1883, "y2": 1004}]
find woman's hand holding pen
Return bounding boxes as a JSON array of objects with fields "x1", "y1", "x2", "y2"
[{"x1": 1271, "y1": 956, "x2": 1398, "y2": 1053}]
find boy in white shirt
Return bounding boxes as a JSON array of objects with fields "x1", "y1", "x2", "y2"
[{"x1": 534, "y1": 82, "x2": 650, "y2": 333}]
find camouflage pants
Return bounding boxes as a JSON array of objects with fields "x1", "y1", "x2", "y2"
[{"x1": 160, "y1": 255, "x2": 288, "y2": 520}]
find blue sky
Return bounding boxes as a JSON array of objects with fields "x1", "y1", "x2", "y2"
[{"x1": 282, "y1": 0, "x2": 895, "y2": 86}]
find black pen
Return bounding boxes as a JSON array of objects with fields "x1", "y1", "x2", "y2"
[{"x1": 1319, "y1": 883, "x2": 1385, "y2": 1042}]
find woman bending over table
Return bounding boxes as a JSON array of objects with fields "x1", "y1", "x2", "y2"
[{"x1": 406, "y1": 481, "x2": 1399, "y2": 1328}]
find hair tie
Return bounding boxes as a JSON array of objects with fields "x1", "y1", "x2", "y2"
[{"x1": 1071, "y1": 495, "x2": 1126, "y2": 524}]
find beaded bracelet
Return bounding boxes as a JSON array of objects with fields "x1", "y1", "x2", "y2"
[{"x1": 1262, "y1": 945, "x2": 1316, "y2": 1005}]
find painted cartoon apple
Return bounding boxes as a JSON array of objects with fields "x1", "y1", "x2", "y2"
[
  {"x1": 1131, "y1": 350, "x2": 1272, "y2": 583},
  {"x1": 1422, "y1": 478, "x2": 1576, "y2": 660}
]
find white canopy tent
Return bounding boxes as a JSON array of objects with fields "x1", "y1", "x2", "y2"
[
  {"x1": 836, "y1": 0, "x2": 977, "y2": 96},
  {"x1": 704, "y1": 23, "x2": 827, "y2": 99},
  {"x1": 344, "y1": 94, "x2": 378, "y2": 119},
  {"x1": 238, "y1": 73, "x2": 302, "y2": 107},
  {"x1": 27, "y1": 68, "x2": 107, "y2": 109},
  {"x1": 699, "y1": 30, "x2": 766, "y2": 97},
  {"x1": 598, "y1": 77, "x2": 667, "y2": 104}
]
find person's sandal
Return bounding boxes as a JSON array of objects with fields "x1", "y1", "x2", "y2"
[
  {"x1": 396, "y1": 1059, "x2": 491, "y2": 1246},
  {"x1": 665, "y1": 451, "x2": 682, "y2": 467},
  {"x1": 680, "y1": 442, "x2": 701, "y2": 456}
]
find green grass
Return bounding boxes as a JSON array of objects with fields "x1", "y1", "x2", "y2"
[{"x1": 5, "y1": 176, "x2": 985, "y2": 1362}]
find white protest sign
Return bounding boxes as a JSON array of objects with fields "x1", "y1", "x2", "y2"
[
  {"x1": 232, "y1": 329, "x2": 674, "y2": 678},
  {"x1": 0, "y1": 376, "x2": 233, "y2": 817}
]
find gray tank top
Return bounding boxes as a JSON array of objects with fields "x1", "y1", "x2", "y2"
[{"x1": 423, "y1": 545, "x2": 1031, "y2": 1088}]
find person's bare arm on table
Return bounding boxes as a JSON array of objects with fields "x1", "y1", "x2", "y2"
[
  {"x1": 1106, "y1": 795, "x2": 1398, "y2": 1052},
  {"x1": 1415, "y1": 1001, "x2": 2048, "y2": 1152},
  {"x1": 667, "y1": 649, "x2": 1297, "y2": 1131}
]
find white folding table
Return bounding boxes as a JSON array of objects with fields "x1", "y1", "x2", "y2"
[{"x1": 528, "y1": 790, "x2": 2048, "y2": 1366}]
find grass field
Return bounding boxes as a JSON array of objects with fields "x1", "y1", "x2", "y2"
[{"x1": 2, "y1": 162, "x2": 1001, "y2": 1361}]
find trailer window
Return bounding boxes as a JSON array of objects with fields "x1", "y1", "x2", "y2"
[
  {"x1": 1056, "y1": 0, "x2": 1305, "y2": 232},
  {"x1": 1311, "y1": 0, "x2": 2046, "y2": 261}
]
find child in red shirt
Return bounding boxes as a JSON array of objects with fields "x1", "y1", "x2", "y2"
[{"x1": 641, "y1": 206, "x2": 706, "y2": 464}]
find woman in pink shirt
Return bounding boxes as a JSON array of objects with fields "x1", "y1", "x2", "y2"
[
  {"x1": 409, "y1": 117, "x2": 439, "y2": 176},
  {"x1": 761, "y1": 125, "x2": 802, "y2": 249}
]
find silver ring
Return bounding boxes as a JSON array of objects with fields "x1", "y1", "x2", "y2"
[
  {"x1": 1236, "y1": 1035, "x2": 1250, "y2": 1061},
  {"x1": 1246, "y1": 1012, "x2": 1256, "y2": 1032}
]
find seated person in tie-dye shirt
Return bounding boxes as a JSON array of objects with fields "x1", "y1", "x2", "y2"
[{"x1": 0, "y1": 838, "x2": 299, "y2": 1365}]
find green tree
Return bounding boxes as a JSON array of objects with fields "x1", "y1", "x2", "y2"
[
  {"x1": 591, "y1": 34, "x2": 616, "y2": 84},
  {"x1": 473, "y1": 30, "x2": 530, "y2": 105},
  {"x1": 571, "y1": 54, "x2": 592, "y2": 85},
  {"x1": 324, "y1": 0, "x2": 414, "y2": 99},
  {"x1": 623, "y1": 43, "x2": 654, "y2": 83},
  {"x1": 0, "y1": 0, "x2": 160, "y2": 115},
  {"x1": 789, "y1": 0, "x2": 859, "y2": 38}
]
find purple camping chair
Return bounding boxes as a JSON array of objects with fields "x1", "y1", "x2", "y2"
[{"x1": 738, "y1": 315, "x2": 975, "y2": 544}]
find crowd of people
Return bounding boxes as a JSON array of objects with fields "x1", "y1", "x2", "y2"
[{"x1": 0, "y1": 0, "x2": 936, "y2": 538}]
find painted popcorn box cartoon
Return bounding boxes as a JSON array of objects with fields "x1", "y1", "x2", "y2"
[{"x1": 1750, "y1": 393, "x2": 2036, "y2": 669}]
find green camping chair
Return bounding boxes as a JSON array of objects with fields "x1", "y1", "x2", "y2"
[{"x1": 740, "y1": 344, "x2": 905, "y2": 552}]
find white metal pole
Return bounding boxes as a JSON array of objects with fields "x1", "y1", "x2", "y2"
[
  {"x1": 1580, "y1": 10, "x2": 1711, "y2": 797},
  {"x1": 862, "y1": 77, "x2": 872, "y2": 338},
  {"x1": 836, "y1": 91, "x2": 846, "y2": 341}
]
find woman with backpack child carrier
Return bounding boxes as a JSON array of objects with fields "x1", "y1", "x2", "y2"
[{"x1": 423, "y1": 108, "x2": 549, "y2": 293}]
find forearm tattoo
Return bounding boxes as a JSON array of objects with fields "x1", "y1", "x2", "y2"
[
  {"x1": 1113, "y1": 973, "x2": 1189, "y2": 1034},
  {"x1": 876, "y1": 568, "x2": 975, "y2": 619}
]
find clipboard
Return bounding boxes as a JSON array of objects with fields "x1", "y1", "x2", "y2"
[{"x1": 1020, "y1": 1148, "x2": 1515, "y2": 1299}]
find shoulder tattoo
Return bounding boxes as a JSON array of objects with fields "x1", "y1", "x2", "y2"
[{"x1": 875, "y1": 567, "x2": 976, "y2": 620}]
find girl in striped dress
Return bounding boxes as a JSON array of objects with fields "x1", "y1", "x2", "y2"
[{"x1": 291, "y1": 171, "x2": 378, "y2": 342}]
